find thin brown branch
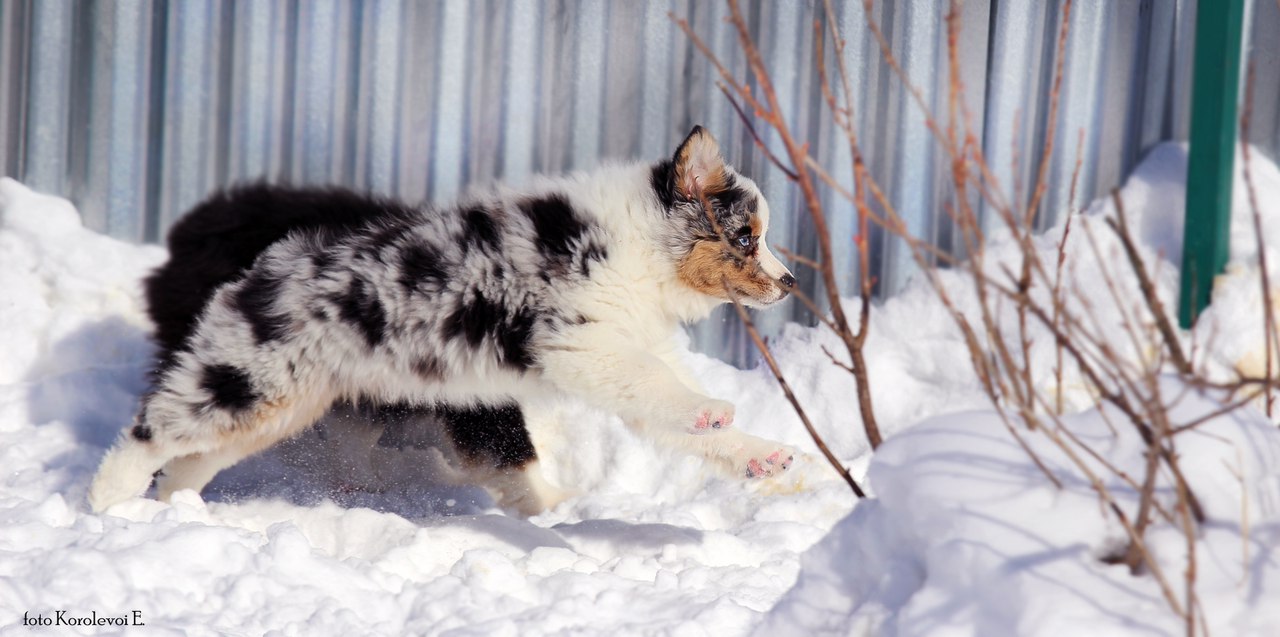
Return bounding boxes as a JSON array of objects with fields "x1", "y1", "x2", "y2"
[
  {"x1": 783, "y1": 274, "x2": 845, "y2": 335},
  {"x1": 821, "y1": 344, "x2": 856, "y2": 374},
  {"x1": 1125, "y1": 415, "x2": 1164, "y2": 574},
  {"x1": 1170, "y1": 389, "x2": 1265, "y2": 434},
  {"x1": 668, "y1": 12, "x2": 770, "y2": 121},
  {"x1": 775, "y1": 244, "x2": 825, "y2": 272},
  {"x1": 1024, "y1": 0, "x2": 1074, "y2": 227},
  {"x1": 1076, "y1": 219, "x2": 1161, "y2": 382},
  {"x1": 716, "y1": 83, "x2": 799, "y2": 181},
  {"x1": 1105, "y1": 190, "x2": 1192, "y2": 374},
  {"x1": 802, "y1": 157, "x2": 959, "y2": 267},
  {"x1": 816, "y1": 2, "x2": 880, "y2": 350},
  {"x1": 1053, "y1": 129, "x2": 1086, "y2": 414},
  {"x1": 1240, "y1": 60, "x2": 1278, "y2": 419}
]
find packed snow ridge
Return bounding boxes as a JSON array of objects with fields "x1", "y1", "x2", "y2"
[{"x1": 1, "y1": 142, "x2": 1279, "y2": 635}]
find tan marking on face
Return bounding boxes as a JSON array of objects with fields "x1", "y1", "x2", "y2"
[
  {"x1": 748, "y1": 214, "x2": 762, "y2": 238},
  {"x1": 678, "y1": 239, "x2": 779, "y2": 304}
]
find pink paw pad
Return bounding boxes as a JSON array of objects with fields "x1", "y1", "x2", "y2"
[
  {"x1": 692, "y1": 411, "x2": 732, "y2": 433},
  {"x1": 745, "y1": 451, "x2": 794, "y2": 478}
]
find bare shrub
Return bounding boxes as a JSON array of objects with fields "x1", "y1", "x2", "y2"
[{"x1": 678, "y1": 1, "x2": 1276, "y2": 634}]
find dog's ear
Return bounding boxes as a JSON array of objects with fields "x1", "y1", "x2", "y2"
[{"x1": 672, "y1": 126, "x2": 728, "y2": 200}]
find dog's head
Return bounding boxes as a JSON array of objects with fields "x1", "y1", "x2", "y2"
[{"x1": 652, "y1": 126, "x2": 794, "y2": 307}]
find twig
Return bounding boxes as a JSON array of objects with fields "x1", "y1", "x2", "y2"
[
  {"x1": 775, "y1": 245, "x2": 828, "y2": 276},
  {"x1": 1170, "y1": 389, "x2": 1265, "y2": 434},
  {"x1": 1024, "y1": 0, "x2": 1074, "y2": 228},
  {"x1": 1240, "y1": 60, "x2": 1278, "y2": 418},
  {"x1": 802, "y1": 156, "x2": 959, "y2": 266},
  {"x1": 821, "y1": 344, "x2": 856, "y2": 374},
  {"x1": 1105, "y1": 190, "x2": 1192, "y2": 374},
  {"x1": 716, "y1": 83, "x2": 799, "y2": 181},
  {"x1": 1053, "y1": 129, "x2": 1086, "y2": 413}
]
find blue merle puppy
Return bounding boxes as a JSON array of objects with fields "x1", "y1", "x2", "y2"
[{"x1": 89, "y1": 126, "x2": 798, "y2": 514}]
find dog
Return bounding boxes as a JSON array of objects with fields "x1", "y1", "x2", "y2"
[{"x1": 89, "y1": 126, "x2": 798, "y2": 514}]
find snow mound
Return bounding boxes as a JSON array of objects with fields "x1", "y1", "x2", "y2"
[{"x1": 764, "y1": 384, "x2": 1280, "y2": 636}]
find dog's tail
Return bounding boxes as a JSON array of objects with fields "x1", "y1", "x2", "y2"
[{"x1": 145, "y1": 184, "x2": 412, "y2": 363}]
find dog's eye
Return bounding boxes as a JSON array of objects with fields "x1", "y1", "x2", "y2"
[{"x1": 734, "y1": 235, "x2": 753, "y2": 249}]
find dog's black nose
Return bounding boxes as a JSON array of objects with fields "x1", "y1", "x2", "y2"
[{"x1": 780, "y1": 273, "x2": 796, "y2": 289}]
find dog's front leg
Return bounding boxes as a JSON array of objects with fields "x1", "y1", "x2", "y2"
[
  {"x1": 539, "y1": 345, "x2": 732, "y2": 433},
  {"x1": 539, "y1": 344, "x2": 795, "y2": 478}
]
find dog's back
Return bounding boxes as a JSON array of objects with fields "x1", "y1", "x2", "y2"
[{"x1": 146, "y1": 184, "x2": 415, "y2": 362}]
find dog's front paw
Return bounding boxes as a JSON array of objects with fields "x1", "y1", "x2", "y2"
[
  {"x1": 688, "y1": 398, "x2": 735, "y2": 434},
  {"x1": 743, "y1": 448, "x2": 795, "y2": 478}
]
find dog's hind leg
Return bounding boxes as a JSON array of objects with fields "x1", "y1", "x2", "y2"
[
  {"x1": 153, "y1": 450, "x2": 241, "y2": 502},
  {"x1": 437, "y1": 402, "x2": 574, "y2": 516},
  {"x1": 88, "y1": 430, "x2": 176, "y2": 513},
  {"x1": 90, "y1": 361, "x2": 336, "y2": 512},
  {"x1": 153, "y1": 389, "x2": 336, "y2": 503},
  {"x1": 481, "y1": 460, "x2": 573, "y2": 516}
]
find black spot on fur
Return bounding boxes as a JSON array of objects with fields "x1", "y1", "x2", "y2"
[
  {"x1": 520, "y1": 195, "x2": 586, "y2": 260},
  {"x1": 462, "y1": 207, "x2": 501, "y2": 252},
  {"x1": 398, "y1": 243, "x2": 447, "y2": 292},
  {"x1": 149, "y1": 354, "x2": 182, "y2": 385},
  {"x1": 335, "y1": 279, "x2": 388, "y2": 348},
  {"x1": 650, "y1": 160, "x2": 676, "y2": 210},
  {"x1": 412, "y1": 357, "x2": 442, "y2": 381},
  {"x1": 311, "y1": 249, "x2": 337, "y2": 274},
  {"x1": 443, "y1": 292, "x2": 502, "y2": 348},
  {"x1": 145, "y1": 184, "x2": 416, "y2": 365},
  {"x1": 497, "y1": 308, "x2": 537, "y2": 370},
  {"x1": 362, "y1": 220, "x2": 418, "y2": 265},
  {"x1": 200, "y1": 364, "x2": 259, "y2": 412},
  {"x1": 442, "y1": 293, "x2": 538, "y2": 369},
  {"x1": 365, "y1": 220, "x2": 413, "y2": 248},
  {"x1": 439, "y1": 402, "x2": 537, "y2": 469},
  {"x1": 711, "y1": 177, "x2": 748, "y2": 210},
  {"x1": 131, "y1": 424, "x2": 153, "y2": 441},
  {"x1": 233, "y1": 271, "x2": 291, "y2": 345},
  {"x1": 578, "y1": 243, "x2": 608, "y2": 277}
]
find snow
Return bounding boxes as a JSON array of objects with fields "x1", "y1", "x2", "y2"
[
  {"x1": 2, "y1": 142, "x2": 1280, "y2": 635},
  {"x1": 766, "y1": 389, "x2": 1280, "y2": 637}
]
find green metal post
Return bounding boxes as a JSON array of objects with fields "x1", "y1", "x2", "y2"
[{"x1": 1179, "y1": 0, "x2": 1247, "y2": 328}]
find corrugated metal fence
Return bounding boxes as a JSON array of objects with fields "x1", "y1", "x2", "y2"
[{"x1": 2, "y1": 0, "x2": 1278, "y2": 365}]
